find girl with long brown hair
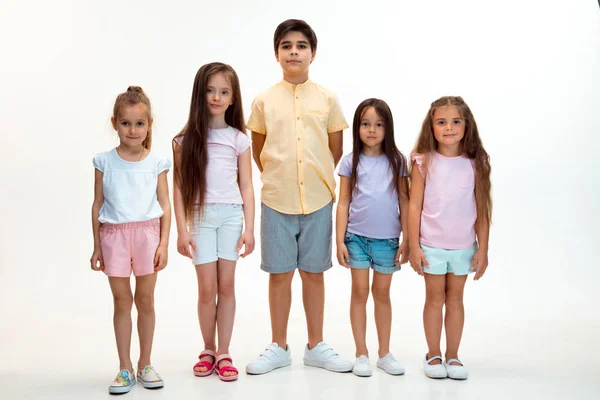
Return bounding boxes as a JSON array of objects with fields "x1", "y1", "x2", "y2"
[
  {"x1": 408, "y1": 96, "x2": 492, "y2": 380},
  {"x1": 335, "y1": 98, "x2": 409, "y2": 377},
  {"x1": 173, "y1": 62, "x2": 255, "y2": 382}
]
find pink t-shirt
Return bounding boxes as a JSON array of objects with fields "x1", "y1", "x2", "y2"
[
  {"x1": 176, "y1": 126, "x2": 251, "y2": 204},
  {"x1": 413, "y1": 152, "x2": 476, "y2": 250}
]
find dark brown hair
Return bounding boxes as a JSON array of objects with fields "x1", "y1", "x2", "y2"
[
  {"x1": 112, "y1": 86, "x2": 153, "y2": 150},
  {"x1": 173, "y1": 62, "x2": 245, "y2": 223},
  {"x1": 350, "y1": 98, "x2": 407, "y2": 200},
  {"x1": 273, "y1": 19, "x2": 317, "y2": 55},
  {"x1": 413, "y1": 96, "x2": 492, "y2": 224}
]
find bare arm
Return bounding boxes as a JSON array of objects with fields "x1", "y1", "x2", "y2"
[
  {"x1": 153, "y1": 171, "x2": 171, "y2": 271},
  {"x1": 237, "y1": 147, "x2": 255, "y2": 257},
  {"x1": 90, "y1": 169, "x2": 104, "y2": 271},
  {"x1": 251, "y1": 131, "x2": 265, "y2": 172},
  {"x1": 396, "y1": 175, "x2": 410, "y2": 264},
  {"x1": 472, "y1": 199, "x2": 490, "y2": 280},
  {"x1": 328, "y1": 130, "x2": 343, "y2": 167},
  {"x1": 335, "y1": 176, "x2": 352, "y2": 267},
  {"x1": 408, "y1": 162, "x2": 428, "y2": 274},
  {"x1": 156, "y1": 172, "x2": 171, "y2": 247}
]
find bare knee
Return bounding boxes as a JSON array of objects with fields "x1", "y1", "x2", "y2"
[
  {"x1": 352, "y1": 285, "x2": 370, "y2": 304},
  {"x1": 199, "y1": 283, "x2": 217, "y2": 305},
  {"x1": 114, "y1": 294, "x2": 133, "y2": 313},
  {"x1": 445, "y1": 291, "x2": 464, "y2": 309},
  {"x1": 425, "y1": 290, "x2": 445, "y2": 309},
  {"x1": 218, "y1": 281, "x2": 235, "y2": 300},
  {"x1": 135, "y1": 293, "x2": 154, "y2": 313},
  {"x1": 299, "y1": 270, "x2": 324, "y2": 285},
  {"x1": 270, "y1": 271, "x2": 294, "y2": 287},
  {"x1": 372, "y1": 285, "x2": 390, "y2": 303}
]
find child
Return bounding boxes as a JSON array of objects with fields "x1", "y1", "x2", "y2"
[
  {"x1": 408, "y1": 96, "x2": 492, "y2": 380},
  {"x1": 336, "y1": 98, "x2": 409, "y2": 377},
  {"x1": 245, "y1": 19, "x2": 353, "y2": 375},
  {"x1": 173, "y1": 62, "x2": 254, "y2": 382},
  {"x1": 90, "y1": 86, "x2": 171, "y2": 394}
]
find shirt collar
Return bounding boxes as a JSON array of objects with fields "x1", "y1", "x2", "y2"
[{"x1": 279, "y1": 78, "x2": 311, "y2": 93}]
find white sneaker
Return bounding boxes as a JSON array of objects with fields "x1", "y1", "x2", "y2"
[
  {"x1": 423, "y1": 355, "x2": 447, "y2": 379},
  {"x1": 303, "y1": 342, "x2": 353, "y2": 372},
  {"x1": 246, "y1": 343, "x2": 292, "y2": 375},
  {"x1": 352, "y1": 355, "x2": 372, "y2": 377},
  {"x1": 376, "y1": 353, "x2": 405, "y2": 375},
  {"x1": 445, "y1": 358, "x2": 468, "y2": 380},
  {"x1": 137, "y1": 365, "x2": 164, "y2": 389}
]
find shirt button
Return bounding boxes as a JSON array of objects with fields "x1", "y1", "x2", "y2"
[
  {"x1": 299, "y1": 160, "x2": 302, "y2": 163},
  {"x1": 300, "y1": 182, "x2": 304, "y2": 185},
  {"x1": 296, "y1": 96, "x2": 299, "y2": 99},
  {"x1": 297, "y1": 117, "x2": 300, "y2": 120},
  {"x1": 297, "y1": 137, "x2": 301, "y2": 141}
]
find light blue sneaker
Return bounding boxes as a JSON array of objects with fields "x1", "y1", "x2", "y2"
[{"x1": 108, "y1": 369, "x2": 136, "y2": 394}]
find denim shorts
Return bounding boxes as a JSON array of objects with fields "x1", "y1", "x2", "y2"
[
  {"x1": 260, "y1": 202, "x2": 333, "y2": 274},
  {"x1": 189, "y1": 203, "x2": 243, "y2": 265},
  {"x1": 420, "y1": 242, "x2": 478, "y2": 275},
  {"x1": 344, "y1": 232, "x2": 400, "y2": 275}
]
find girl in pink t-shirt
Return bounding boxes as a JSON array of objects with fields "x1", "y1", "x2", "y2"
[
  {"x1": 173, "y1": 63, "x2": 255, "y2": 382},
  {"x1": 408, "y1": 96, "x2": 492, "y2": 380}
]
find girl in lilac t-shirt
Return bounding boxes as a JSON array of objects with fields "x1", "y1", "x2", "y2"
[
  {"x1": 336, "y1": 98, "x2": 409, "y2": 377},
  {"x1": 408, "y1": 96, "x2": 492, "y2": 380}
]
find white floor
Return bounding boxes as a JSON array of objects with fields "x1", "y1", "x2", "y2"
[{"x1": 2, "y1": 245, "x2": 599, "y2": 400}]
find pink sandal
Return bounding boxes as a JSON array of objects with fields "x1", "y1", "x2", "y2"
[
  {"x1": 193, "y1": 350, "x2": 216, "y2": 377},
  {"x1": 215, "y1": 354, "x2": 239, "y2": 382}
]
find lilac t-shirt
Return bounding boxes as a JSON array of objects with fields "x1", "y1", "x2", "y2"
[
  {"x1": 175, "y1": 126, "x2": 251, "y2": 204},
  {"x1": 338, "y1": 153, "x2": 407, "y2": 239},
  {"x1": 413, "y1": 152, "x2": 476, "y2": 250}
]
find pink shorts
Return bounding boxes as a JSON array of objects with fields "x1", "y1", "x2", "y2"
[{"x1": 100, "y1": 219, "x2": 161, "y2": 277}]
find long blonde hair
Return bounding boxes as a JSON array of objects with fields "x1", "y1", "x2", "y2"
[{"x1": 413, "y1": 96, "x2": 492, "y2": 224}]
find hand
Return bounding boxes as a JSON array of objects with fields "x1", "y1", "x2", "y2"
[
  {"x1": 177, "y1": 231, "x2": 196, "y2": 259},
  {"x1": 237, "y1": 230, "x2": 255, "y2": 258},
  {"x1": 395, "y1": 240, "x2": 410, "y2": 266},
  {"x1": 471, "y1": 249, "x2": 489, "y2": 280},
  {"x1": 90, "y1": 248, "x2": 104, "y2": 272},
  {"x1": 336, "y1": 243, "x2": 351, "y2": 268},
  {"x1": 409, "y1": 246, "x2": 428, "y2": 276},
  {"x1": 154, "y1": 244, "x2": 168, "y2": 271}
]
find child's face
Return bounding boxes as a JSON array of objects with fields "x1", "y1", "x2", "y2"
[
  {"x1": 206, "y1": 72, "x2": 233, "y2": 117},
  {"x1": 276, "y1": 31, "x2": 315, "y2": 76},
  {"x1": 112, "y1": 103, "x2": 150, "y2": 149},
  {"x1": 359, "y1": 107, "x2": 385, "y2": 152},
  {"x1": 432, "y1": 105, "x2": 465, "y2": 147}
]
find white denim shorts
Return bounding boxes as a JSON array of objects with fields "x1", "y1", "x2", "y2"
[{"x1": 190, "y1": 203, "x2": 243, "y2": 265}]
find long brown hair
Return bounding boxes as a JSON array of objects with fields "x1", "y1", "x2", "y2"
[
  {"x1": 350, "y1": 98, "x2": 407, "y2": 201},
  {"x1": 412, "y1": 96, "x2": 492, "y2": 224},
  {"x1": 173, "y1": 62, "x2": 245, "y2": 223},
  {"x1": 113, "y1": 86, "x2": 153, "y2": 150}
]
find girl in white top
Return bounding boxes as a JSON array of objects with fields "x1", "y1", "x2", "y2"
[
  {"x1": 173, "y1": 63, "x2": 255, "y2": 382},
  {"x1": 91, "y1": 87, "x2": 171, "y2": 393}
]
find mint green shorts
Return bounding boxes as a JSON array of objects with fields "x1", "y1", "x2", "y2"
[{"x1": 420, "y1": 243, "x2": 478, "y2": 275}]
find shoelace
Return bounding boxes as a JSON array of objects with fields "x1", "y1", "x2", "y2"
[{"x1": 356, "y1": 357, "x2": 369, "y2": 365}]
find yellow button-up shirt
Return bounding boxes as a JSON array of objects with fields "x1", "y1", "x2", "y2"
[{"x1": 247, "y1": 79, "x2": 348, "y2": 214}]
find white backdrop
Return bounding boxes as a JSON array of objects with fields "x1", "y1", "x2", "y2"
[{"x1": 1, "y1": 1, "x2": 599, "y2": 399}]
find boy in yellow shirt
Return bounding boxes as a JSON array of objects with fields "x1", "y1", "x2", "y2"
[{"x1": 245, "y1": 19, "x2": 352, "y2": 374}]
